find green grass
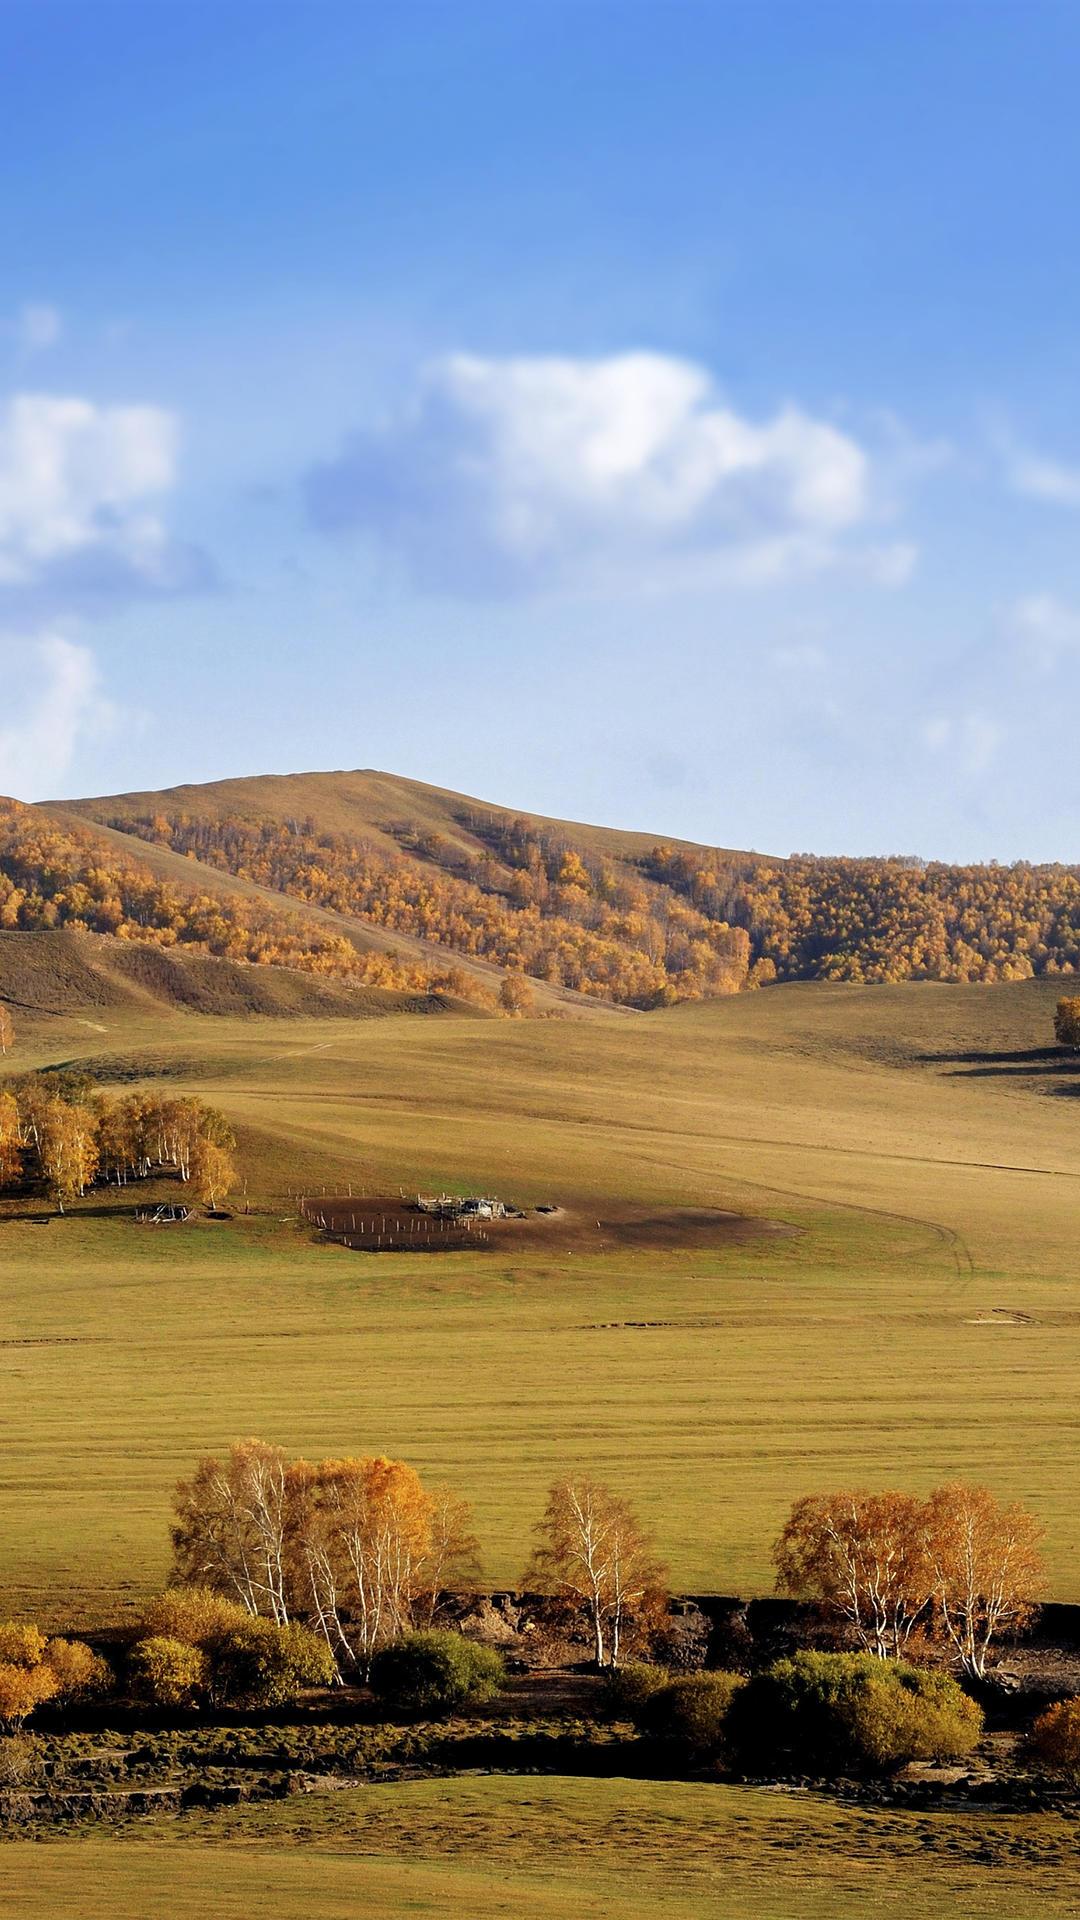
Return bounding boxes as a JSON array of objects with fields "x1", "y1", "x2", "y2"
[
  {"x1": 5, "y1": 1776, "x2": 1080, "y2": 1918},
  {"x1": 4, "y1": 973, "x2": 1080, "y2": 1619}
]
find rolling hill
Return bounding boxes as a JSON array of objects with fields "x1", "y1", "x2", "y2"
[
  {"x1": 61, "y1": 767, "x2": 1080, "y2": 997},
  {"x1": 0, "y1": 767, "x2": 1079, "y2": 1028}
]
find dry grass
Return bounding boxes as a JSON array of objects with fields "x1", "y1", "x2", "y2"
[{"x1": 3, "y1": 972, "x2": 1080, "y2": 1621}]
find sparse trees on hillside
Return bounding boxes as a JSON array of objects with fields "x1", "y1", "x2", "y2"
[
  {"x1": 525, "y1": 1478, "x2": 669, "y2": 1668},
  {"x1": 0, "y1": 1004, "x2": 12, "y2": 1055},
  {"x1": 0, "y1": 797, "x2": 492, "y2": 1005}
]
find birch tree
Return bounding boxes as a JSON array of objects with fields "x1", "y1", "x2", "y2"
[
  {"x1": 525, "y1": 1478, "x2": 668, "y2": 1667},
  {"x1": 0, "y1": 1004, "x2": 12, "y2": 1055},
  {"x1": 775, "y1": 1490, "x2": 934, "y2": 1659},
  {"x1": 923, "y1": 1483, "x2": 1044, "y2": 1679},
  {"x1": 38, "y1": 1098, "x2": 98, "y2": 1211},
  {"x1": 172, "y1": 1440, "x2": 292, "y2": 1624}
]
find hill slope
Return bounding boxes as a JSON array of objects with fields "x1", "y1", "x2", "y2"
[
  {"x1": 0, "y1": 927, "x2": 459, "y2": 1025},
  {"x1": 64, "y1": 767, "x2": 1080, "y2": 996}
]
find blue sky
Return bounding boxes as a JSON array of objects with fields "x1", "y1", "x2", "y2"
[{"x1": 3, "y1": 0, "x2": 1080, "y2": 860}]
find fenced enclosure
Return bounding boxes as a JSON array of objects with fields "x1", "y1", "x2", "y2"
[{"x1": 296, "y1": 1192, "x2": 492, "y2": 1252}]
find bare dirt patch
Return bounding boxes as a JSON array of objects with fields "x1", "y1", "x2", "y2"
[{"x1": 303, "y1": 1194, "x2": 787, "y2": 1255}]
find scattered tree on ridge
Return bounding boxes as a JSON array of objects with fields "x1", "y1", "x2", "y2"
[{"x1": 498, "y1": 971, "x2": 534, "y2": 1016}]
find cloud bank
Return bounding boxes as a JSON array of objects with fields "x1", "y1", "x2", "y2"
[{"x1": 306, "y1": 350, "x2": 888, "y2": 595}]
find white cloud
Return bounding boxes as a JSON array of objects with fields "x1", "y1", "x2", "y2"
[
  {"x1": 1003, "y1": 592, "x2": 1080, "y2": 671},
  {"x1": 16, "y1": 304, "x2": 62, "y2": 354},
  {"x1": 0, "y1": 633, "x2": 115, "y2": 801},
  {"x1": 0, "y1": 393, "x2": 178, "y2": 587},
  {"x1": 306, "y1": 350, "x2": 886, "y2": 595}
]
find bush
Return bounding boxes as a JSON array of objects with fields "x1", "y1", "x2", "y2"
[
  {"x1": 369, "y1": 1631, "x2": 506, "y2": 1715},
  {"x1": 730, "y1": 1652, "x2": 982, "y2": 1776},
  {"x1": 0, "y1": 1662, "x2": 58, "y2": 1729},
  {"x1": 0, "y1": 1733, "x2": 43, "y2": 1786},
  {"x1": 208, "y1": 1619, "x2": 337, "y2": 1709},
  {"x1": 602, "y1": 1661, "x2": 671, "y2": 1722},
  {"x1": 127, "y1": 1636, "x2": 207, "y2": 1709},
  {"x1": 140, "y1": 1587, "x2": 251, "y2": 1648},
  {"x1": 640, "y1": 1671, "x2": 747, "y2": 1757},
  {"x1": 1029, "y1": 1697, "x2": 1080, "y2": 1777},
  {"x1": 0, "y1": 1623, "x2": 47, "y2": 1668},
  {"x1": 44, "y1": 1638, "x2": 112, "y2": 1701}
]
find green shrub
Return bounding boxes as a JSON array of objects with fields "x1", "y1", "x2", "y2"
[
  {"x1": 1028, "y1": 1697, "x2": 1080, "y2": 1778},
  {"x1": 640, "y1": 1671, "x2": 747, "y2": 1756},
  {"x1": 602, "y1": 1661, "x2": 671, "y2": 1722},
  {"x1": 369, "y1": 1631, "x2": 506, "y2": 1715},
  {"x1": 127, "y1": 1636, "x2": 207, "y2": 1709},
  {"x1": 208, "y1": 1619, "x2": 336, "y2": 1709},
  {"x1": 730, "y1": 1652, "x2": 982, "y2": 1776}
]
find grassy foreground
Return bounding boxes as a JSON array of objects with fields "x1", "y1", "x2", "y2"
[
  {"x1": 4, "y1": 973, "x2": 1080, "y2": 1617},
  {"x1": 5, "y1": 1776, "x2": 1080, "y2": 1919}
]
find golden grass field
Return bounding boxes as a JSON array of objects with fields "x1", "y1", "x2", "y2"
[
  {"x1": 5, "y1": 968, "x2": 1080, "y2": 1913},
  {"x1": 3, "y1": 970, "x2": 1080, "y2": 1619}
]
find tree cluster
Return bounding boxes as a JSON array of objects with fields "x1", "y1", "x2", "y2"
[
  {"x1": 0, "y1": 1075, "x2": 238, "y2": 1211},
  {"x1": 775, "y1": 1484, "x2": 1045, "y2": 1678},
  {"x1": 171, "y1": 1440, "x2": 480, "y2": 1678},
  {"x1": 128, "y1": 1589, "x2": 335, "y2": 1710},
  {"x1": 649, "y1": 843, "x2": 1080, "y2": 985}
]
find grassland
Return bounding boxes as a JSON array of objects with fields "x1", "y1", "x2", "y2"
[
  {"x1": 4, "y1": 971, "x2": 1080, "y2": 1621},
  {"x1": 6, "y1": 1775, "x2": 1080, "y2": 1919},
  {"x1": 5, "y1": 967, "x2": 1080, "y2": 1914}
]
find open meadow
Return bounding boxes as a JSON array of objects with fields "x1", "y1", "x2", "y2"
[
  {"x1": 5, "y1": 1774, "x2": 1080, "y2": 1920},
  {"x1": 4, "y1": 973, "x2": 1080, "y2": 1621}
]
